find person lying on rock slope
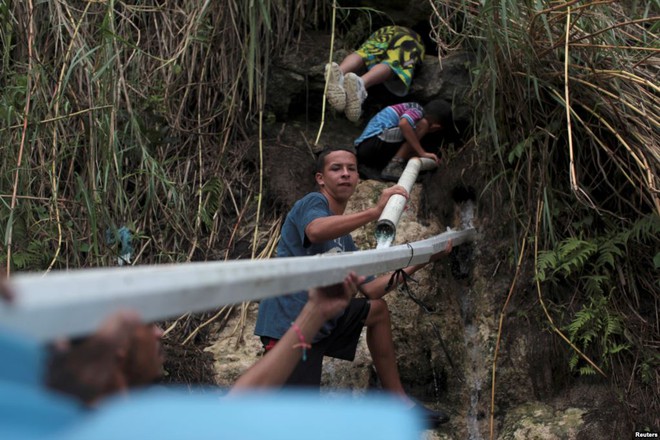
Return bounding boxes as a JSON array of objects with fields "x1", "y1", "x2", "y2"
[
  {"x1": 326, "y1": 26, "x2": 426, "y2": 122},
  {"x1": 354, "y1": 99, "x2": 453, "y2": 181}
]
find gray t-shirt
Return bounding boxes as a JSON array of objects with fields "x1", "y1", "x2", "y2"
[{"x1": 254, "y1": 192, "x2": 356, "y2": 341}]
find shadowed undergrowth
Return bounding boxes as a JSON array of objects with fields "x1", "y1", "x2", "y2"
[{"x1": 429, "y1": 0, "x2": 658, "y2": 432}]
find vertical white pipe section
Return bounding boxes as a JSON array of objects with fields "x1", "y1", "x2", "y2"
[{"x1": 376, "y1": 158, "x2": 437, "y2": 244}]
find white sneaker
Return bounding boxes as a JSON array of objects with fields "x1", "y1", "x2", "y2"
[
  {"x1": 344, "y1": 72, "x2": 367, "y2": 122},
  {"x1": 325, "y1": 62, "x2": 346, "y2": 112}
]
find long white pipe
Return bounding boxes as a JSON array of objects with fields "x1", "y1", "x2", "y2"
[
  {"x1": 0, "y1": 228, "x2": 476, "y2": 341},
  {"x1": 376, "y1": 158, "x2": 437, "y2": 242}
]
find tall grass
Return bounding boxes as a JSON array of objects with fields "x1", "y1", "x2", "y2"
[
  {"x1": 430, "y1": 0, "x2": 659, "y2": 431},
  {"x1": 0, "y1": 0, "x2": 327, "y2": 272}
]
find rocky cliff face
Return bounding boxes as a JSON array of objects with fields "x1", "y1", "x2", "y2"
[{"x1": 204, "y1": 21, "x2": 622, "y2": 439}]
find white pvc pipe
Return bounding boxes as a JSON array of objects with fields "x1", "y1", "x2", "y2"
[
  {"x1": 0, "y1": 228, "x2": 476, "y2": 341},
  {"x1": 376, "y1": 157, "x2": 437, "y2": 241}
]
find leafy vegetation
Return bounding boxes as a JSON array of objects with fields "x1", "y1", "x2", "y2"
[
  {"x1": 428, "y1": 0, "x2": 659, "y2": 429},
  {"x1": 1, "y1": 0, "x2": 324, "y2": 272}
]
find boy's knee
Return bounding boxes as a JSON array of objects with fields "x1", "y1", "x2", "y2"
[{"x1": 367, "y1": 299, "x2": 390, "y2": 322}]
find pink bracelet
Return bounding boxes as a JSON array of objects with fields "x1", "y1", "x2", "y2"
[{"x1": 290, "y1": 322, "x2": 311, "y2": 362}]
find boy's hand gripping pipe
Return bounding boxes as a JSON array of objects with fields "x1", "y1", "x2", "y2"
[{"x1": 376, "y1": 158, "x2": 438, "y2": 248}]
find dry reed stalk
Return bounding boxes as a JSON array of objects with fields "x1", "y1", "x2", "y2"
[
  {"x1": 162, "y1": 312, "x2": 190, "y2": 338},
  {"x1": 564, "y1": 6, "x2": 594, "y2": 208},
  {"x1": 6, "y1": 0, "x2": 34, "y2": 277},
  {"x1": 251, "y1": 110, "x2": 265, "y2": 260},
  {"x1": 182, "y1": 306, "x2": 230, "y2": 345},
  {"x1": 315, "y1": 0, "x2": 338, "y2": 146}
]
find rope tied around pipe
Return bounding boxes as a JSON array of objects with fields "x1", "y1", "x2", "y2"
[
  {"x1": 385, "y1": 243, "x2": 436, "y2": 314},
  {"x1": 386, "y1": 243, "x2": 458, "y2": 380}
]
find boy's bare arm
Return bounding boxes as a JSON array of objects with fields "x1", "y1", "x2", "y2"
[
  {"x1": 305, "y1": 208, "x2": 380, "y2": 244},
  {"x1": 229, "y1": 273, "x2": 363, "y2": 392},
  {"x1": 399, "y1": 118, "x2": 440, "y2": 163},
  {"x1": 305, "y1": 185, "x2": 408, "y2": 243}
]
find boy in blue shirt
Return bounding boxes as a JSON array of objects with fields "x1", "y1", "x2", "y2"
[
  {"x1": 254, "y1": 146, "x2": 451, "y2": 427},
  {"x1": 354, "y1": 100, "x2": 453, "y2": 181}
]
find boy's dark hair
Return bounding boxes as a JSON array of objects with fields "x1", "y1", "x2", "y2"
[
  {"x1": 47, "y1": 338, "x2": 121, "y2": 406},
  {"x1": 315, "y1": 145, "x2": 357, "y2": 173},
  {"x1": 423, "y1": 99, "x2": 453, "y2": 128}
]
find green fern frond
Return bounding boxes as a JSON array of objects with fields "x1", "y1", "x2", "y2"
[
  {"x1": 567, "y1": 305, "x2": 595, "y2": 338},
  {"x1": 583, "y1": 275, "x2": 607, "y2": 296},
  {"x1": 558, "y1": 238, "x2": 592, "y2": 258},
  {"x1": 606, "y1": 343, "x2": 630, "y2": 355},
  {"x1": 200, "y1": 177, "x2": 225, "y2": 228},
  {"x1": 579, "y1": 365, "x2": 597, "y2": 376},
  {"x1": 536, "y1": 249, "x2": 557, "y2": 270},
  {"x1": 536, "y1": 250, "x2": 559, "y2": 281},
  {"x1": 557, "y1": 238, "x2": 597, "y2": 276},
  {"x1": 581, "y1": 329, "x2": 597, "y2": 347},
  {"x1": 620, "y1": 214, "x2": 660, "y2": 243},
  {"x1": 595, "y1": 240, "x2": 624, "y2": 270},
  {"x1": 603, "y1": 313, "x2": 622, "y2": 339},
  {"x1": 11, "y1": 251, "x2": 37, "y2": 269}
]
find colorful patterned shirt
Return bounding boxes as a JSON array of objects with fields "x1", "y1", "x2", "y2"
[{"x1": 354, "y1": 103, "x2": 424, "y2": 145}]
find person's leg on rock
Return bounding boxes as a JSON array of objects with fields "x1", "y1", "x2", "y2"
[{"x1": 365, "y1": 298, "x2": 450, "y2": 428}]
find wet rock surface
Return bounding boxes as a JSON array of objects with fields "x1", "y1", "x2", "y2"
[{"x1": 499, "y1": 402, "x2": 585, "y2": 440}]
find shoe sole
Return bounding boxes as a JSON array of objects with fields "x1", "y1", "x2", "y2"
[
  {"x1": 344, "y1": 72, "x2": 363, "y2": 122},
  {"x1": 380, "y1": 163, "x2": 405, "y2": 182},
  {"x1": 325, "y1": 63, "x2": 345, "y2": 112}
]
